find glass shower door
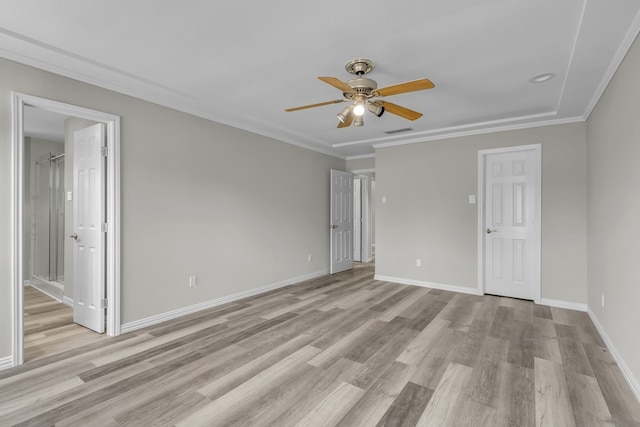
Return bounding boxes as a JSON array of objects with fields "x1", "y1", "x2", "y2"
[{"x1": 33, "y1": 152, "x2": 65, "y2": 283}]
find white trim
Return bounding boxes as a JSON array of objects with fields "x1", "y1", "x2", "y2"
[
  {"x1": 374, "y1": 275, "x2": 483, "y2": 296},
  {"x1": 346, "y1": 153, "x2": 376, "y2": 160},
  {"x1": 588, "y1": 308, "x2": 640, "y2": 403},
  {"x1": 11, "y1": 93, "x2": 121, "y2": 369},
  {"x1": 477, "y1": 144, "x2": 542, "y2": 303},
  {"x1": 350, "y1": 168, "x2": 376, "y2": 175},
  {"x1": 371, "y1": 117, "x2": 584, "y2": 150},
  {"x1": 11, "y1": 93, "x2": 24, "y2": 367},
  {"x1": 0, "y1": 356, "x2": 14, "y2": 372},
  {"x1": 121, "y1": 269, "x2": 329, "y2": 334},
  {"x1": 538, "y1": 298, "x2": 587, "y2": 312},
  {"x1": 62, "y1": 296, "x2": 74, "y2": 307},
  {"x1": 28, "y1": 282, "x2": 63, "y2": 303},
  {"x1": 583, "y1": 10, "x2": 640, "y2": 119}
]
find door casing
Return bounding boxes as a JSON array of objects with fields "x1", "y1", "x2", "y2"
[
  {"x1": 477, "y1": 144, "x2": 541, "y2": 303},
  {"x1": 11, "y1": 92, "x2": 121, "y2": 367}
]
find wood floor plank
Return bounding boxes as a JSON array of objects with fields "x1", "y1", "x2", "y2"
[
  {"x1": 414, "y1": 362, "x2": 473, "y2": 427},
  {"x1": 534, "y1": 357, "x2": 577, "y2": 427},
  {"x1": 177, "y1": 346, "x2": 320, "y2": 427},
  {"x1": 2, "y1": 267, "x2": 639, "y2": 426},
  {"x1": 565, "y1": 369, "x2": 616, "y2": 426},
  {"x1": 376, "y1": 381, "x2": 434, "y2": 427},
  {"x1": 396, "y1": 318, "x2": 450, "y2": 366},
  {"x1": 293, "y1": 381, "x2": 365, "y2": 427}
]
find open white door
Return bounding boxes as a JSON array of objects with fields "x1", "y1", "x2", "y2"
[
  {"x1": 72, "y1": 123, "x2": 106, "y2": 333},
  {"x1": 481, "y1": 145, "x2": 540, "y2": 301},
  {"x1": 353, "y1": 178, "x2": 362, "y2": 262},
  {"x1": 330, "y1": 170, "x2": 354, "y2": 274}
]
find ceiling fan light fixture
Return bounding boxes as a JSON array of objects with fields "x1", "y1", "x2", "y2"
[
  {"x1": 353, "y1": 103, "x2": 365, "y2": 117},
  {"x1": 368, "y1": 103, "x2": 385, "y2": 117},
  {"x1": 353, "y1": 115, "x2": 364, "y2": 126},
  {"x1": 337, "y1": 105, "x2": 352, "y2": 123}
]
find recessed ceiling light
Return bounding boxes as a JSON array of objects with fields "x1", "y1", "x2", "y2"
[{"x1": 529, "y1": 73, "x2": 555, "y2": 83}]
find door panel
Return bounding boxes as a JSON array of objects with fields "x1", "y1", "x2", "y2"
[
  {"x1": 330, "y1": 170, "x2": 354, "y2": 274},
  {"x1": 73, "y1": 123, "x2": 106, "y2": 333},
  {"x1": 484, "y1": 148, "x2": 538, "y2": 300},
  {"x1": 353, "y1": 178, "x2": 361, "y2": 262}
]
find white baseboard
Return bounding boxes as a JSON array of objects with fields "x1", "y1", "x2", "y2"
[
  {"x1": 121, "y1": 269, "x2": 329, "y2": 334},
  {"x1": 0, "y1": 355, "x2": 14, "y2": 371},
  {"x1": 23, "y1": 279, "x2": 31, "y2": 286},
  {"x1": 62, "y1": 296, "x2": 74, "y2": 307},
  {"x1": 587, "y1": 308, "x2": 640, "y2": 403},
  {"x1": 538, "y1": 298, "x2": 587, "y2": 312},
  {"x1": 374, "y1": 275, "x2": 483, "y2": 296},
  {"x1": 28, "y1": 282, "x2": 64, "y2": 303}
]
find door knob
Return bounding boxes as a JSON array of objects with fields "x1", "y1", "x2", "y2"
[
  {"x1": 70, "y1": 233, "x2": 78, "y2": 240},
  {"x1": 330, "y1": 225, "x2": 339, "y2": 229},
  {"x1": 486, "y1": 228, "x2": 497, "y2": 234}
]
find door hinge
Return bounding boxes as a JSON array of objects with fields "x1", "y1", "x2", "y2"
[
  {"x1": 101, "y1": 223, "x2": 108, "y2": 232},
  {"x1": 101, "y1": 146, "x2": 108, "y2": 157},
  {"x1": 100, "y1": 298, "x2": 108, "y2": 309}
]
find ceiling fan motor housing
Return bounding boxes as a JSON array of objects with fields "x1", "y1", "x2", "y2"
[{"x1": 345, "y1": 77, "x2": 377, "y2": 98}]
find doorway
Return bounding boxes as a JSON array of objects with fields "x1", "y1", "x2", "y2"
[
  {"x1": 11, "y1": 93, "x2": 121, "y2": 367},
  {"x1": 353, "y1": 175, "x2": 373, "y2": 263},
  {"x1": 478, "y1": 144, "x2": 541, "y2": 302}
]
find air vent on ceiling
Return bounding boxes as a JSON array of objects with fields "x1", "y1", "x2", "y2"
[{"x1": 384, "y1": 127, "x2": 413, "y2": 135}]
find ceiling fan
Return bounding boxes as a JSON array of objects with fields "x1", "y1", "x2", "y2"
[{"x1": 285, "y1": 58, "x2": 434, "y2": 128}]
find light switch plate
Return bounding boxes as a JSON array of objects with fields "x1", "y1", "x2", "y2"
[{"x1": 468, "y1": 195, "x2": 476, "y2": 204}]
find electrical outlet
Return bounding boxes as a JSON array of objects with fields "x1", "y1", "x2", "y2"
[
  {"x1": 601, "y1": 294, "x2": 605, "y2": 308},
  {"x1": 416, "y1": 259, "x2": 422, "y2": 267},
  {"x1": 307, "y1": 254, "x2": 312, "y2": 262},
  {"x1": 189, "y1": 275, "x2": 198, "y2": 288}
]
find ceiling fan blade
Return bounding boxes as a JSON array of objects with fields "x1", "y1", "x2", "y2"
[
  {"x1": 285, "y1": 99, "x2": 345, "y2": 112},
  {"x1": 373, "y1": 78, "x2": 434, "y2": 97},
  {"x1": 337, "y1": 113, "x2": 354, "y2": 128},
  {"x1": 318, "y1": 76, "x2": 355, "y2": 93},
  {"x1": 379, "y1": 101, "x2": 423, "y2": 121}
]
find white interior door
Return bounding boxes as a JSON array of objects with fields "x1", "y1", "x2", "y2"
[
  {"x1": 330, "y1": 170, "x2": 354, "y2": 274},
  {"x1": 353, "y1": 178, "x2": 362, "y2": 262},
  {"x1": 72, "y1": 123, "x2": 106, "y2": 332},
  {"x1": 483, "y1": 146, "x2": 540, "y2": 300}
]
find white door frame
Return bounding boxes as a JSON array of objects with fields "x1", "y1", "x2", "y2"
[
  {"x1": 477, "y1": 144, "x2": 541, "y2": 303},
  {"x1": 11, "y1": 92, "x2": 121, "y2": 367}
]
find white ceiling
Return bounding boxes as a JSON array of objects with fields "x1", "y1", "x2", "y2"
[{"x1": 2, "y1": 1, "x2": 640, "y2": 159}]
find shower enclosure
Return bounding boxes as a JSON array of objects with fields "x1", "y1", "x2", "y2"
[{"x1": 33, "y1": 152, "x2": 66, "y2": 284}]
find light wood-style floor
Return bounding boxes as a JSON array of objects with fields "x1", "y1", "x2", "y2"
[{"x1": 2, "y1": 265, "x2": 640, "y2": 426}]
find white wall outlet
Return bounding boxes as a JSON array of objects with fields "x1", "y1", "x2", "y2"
[
  {"x1": 307, "y1": 254, "x2": 312, "y2": 262},
  {"x1": 416, "y1": 258, "x2": 422, "y2": 267},
  {"x1": 382, "y1": 196, "x2": 387, "y2": 204},
  {"x1": 189, "y1": 275, "x2": 198, "y2": 288},
  {"x1": 601, "y1": 293, "x2": 605, "y2": 308}
]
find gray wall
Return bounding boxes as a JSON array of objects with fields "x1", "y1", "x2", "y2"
[
  {"x1": 346, "y1": 156, "x2": 375, "y2": 172},
  {"x1": 587, "y1": 33, "x2": 640, "y2": 386},
  {"x1": 0, "y1": 57, "x2": 344, "y2": 360},
  {"x1": 375, "y1": 122, "x2": 588, "y2": 304}
]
